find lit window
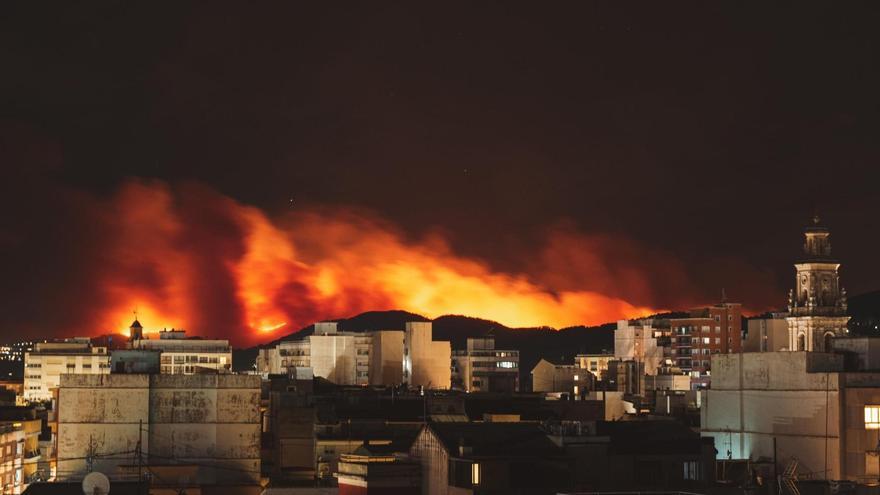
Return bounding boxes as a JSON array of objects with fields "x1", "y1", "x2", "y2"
[
  {"x1": 472, "y1": 462, "x2": 480, "y2": 485},
  {"x1": 573, "y1": 385, "x2": 579, "y2": 395},
  {"x1": 573, "y1": 375, "x2": 579, "y2": 381},
  {"x1": 865, "y1": 406, "x2": 880, "y2": 429}
]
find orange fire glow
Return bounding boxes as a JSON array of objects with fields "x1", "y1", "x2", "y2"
[{"x1": 85, "y1": 180, "x2": 661, "y2": 346}]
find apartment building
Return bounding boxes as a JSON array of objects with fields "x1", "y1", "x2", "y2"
[
  {"x1": 452, "y1": 337, "x2": 519, "y2": 393},
  {"x1": 614, "y1": 319, "x2": 664, "y2": 375},
  {"x1": 669, "y1": 302, "x2": 742, "y2": 375},
  {"x1": 23, "y1": 339, "x2": 109, "y2": 402},
  {"x1": 129, "y1": 323, "x2": 232, "y2": 375},
  {"x1": 258, "y1": 322, "x2": 449, "y2": 389}
]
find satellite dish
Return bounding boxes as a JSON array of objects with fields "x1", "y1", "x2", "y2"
[{"x1": 82, "y1": 471, "x2": 111, "y2": 495}]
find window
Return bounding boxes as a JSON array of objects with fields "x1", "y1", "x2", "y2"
[
  {"x1": 703, "y1": 337, "x2": 710, "y2": 344},
  {"x1": 865, "y1": 406, "x2": 880, "y2": 429},
  {"x1": 714, "y1": 315, "x2": 720, "y2": 322},
  {"x1": 472, "y1": 462, "x2": 481, "y2": 485},
  {"x1": 573, "y1": 375, "x2": 579, "y2": 381},
  {"x1": 683, "y1": 461, "x2": 700, "y2": 480},
  {"x1": 715, "y1": 338, "x2": 721, "y2": 344}
]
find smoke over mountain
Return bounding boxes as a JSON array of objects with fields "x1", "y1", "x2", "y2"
[{"x1": 1, "y1": 178, "x2": 779, "y2": 347}]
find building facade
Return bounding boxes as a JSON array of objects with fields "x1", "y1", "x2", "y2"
[
  {"x1": 786, "y1": 216, "x2": 850, "y2": 352},
  {"x1": 451, "y1": 338, "x2": 519, "y2": 393},
  {"x1": 56, "y1": 373, "x2": 261, "y2": 486},
  {"x1": 129, "y1": 324, "x2": 232, "y2": 375},
  {"x1": 0, "y1": 422, "x2": 24, "y2": 494},
  {"x1": 743, "y1": 315, "x2": 790, "y2": 352},
  {"x1": 575, "y1": 353, "x2": 615, "y2": 378},
  {"x1": 23, "y1": 339, "x2": 109, "y2": 402},
  {"x1": 256, "y1": 324, "x2": 409, "y2": 387},
  {"x1": 614, "y1": 320, "x2": 663, "y2": 375},
  {"x1": 669, "y1": 302, "x2": 742, "y2": 376},
  {"x1": 403, "y1": 322, "x2": 451, "y2": 390}
]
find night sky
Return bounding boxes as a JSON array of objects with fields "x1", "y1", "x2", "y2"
[{"x1": 2, "y1": 4, "x2": 880, "y2": 343}]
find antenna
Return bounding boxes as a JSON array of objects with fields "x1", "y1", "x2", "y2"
[
  {"x1": 721, "y1": 288, "x2": 728, "y2": 303},
  {"x1": 82, "y1": 471, "x2": 111, "y2": 495}
]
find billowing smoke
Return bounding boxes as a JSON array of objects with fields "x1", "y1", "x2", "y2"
[{"x1": 1, "y1": 179, "x2": 779, "y2": 347}]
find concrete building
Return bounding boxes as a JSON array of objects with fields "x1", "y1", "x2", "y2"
[
  {"x1": 786, "y1": 216, "x2": 850, "y2": 352},
  {"x1": 257, "y1": 324, "x2": 403, "y2": 387},
  {"x1": 614, "y1": 319, "x2": 663, "y2": 375},
  {"x1": 743, "y1": 314, "x2": 790, "y2": 352},
  {"x1": 669, "y1": 302, "x2": 742, "y2": 376},
  {"x1": 403, "y1": 322, "x2": 451, "y2": 390},
  {"x1": 701, "y1": 341, "x2": 880, "y2": 483},
  {"x1": 531, "y1": 358, "x2": 590, "y2": 398},
  {"x1": 575, "y1": 353, "x2": 615, "y2": 378},
  {"x1": 23, "y1": 339, "x2": 109, "y2": 402},
  {"x1": 56, "y1": 374, "x2": 261, "y2": 487},
  {"x1": 370, "y1": 331, "x2": 404, "y2": 386},
  {"x1": 451, "y1": 338, "x2": 519, "y2": 393},
  {"x1": 130, "y1": 323, "x2": 232, "y2": 375}
]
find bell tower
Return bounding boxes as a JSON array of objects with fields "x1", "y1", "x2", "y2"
[{"x1": 786, "y1": 214, "x2": 849, "y2": 352}]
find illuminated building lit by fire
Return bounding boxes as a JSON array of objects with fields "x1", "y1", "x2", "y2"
[
  {"x1": 669, "y1": 302, "x2": 742, "y2": 382},
  {"x1": 126, "y1": 320, "x2": 232, "y2": 375},
  {"x1": 451, "y1": 337, "x2": 519, "y2": 393},
  {"x1": 258, "y1": 321, "x2": 452, "y2": 389},
  {"x1": 23, "y1": 338, "x2": 109, "y2": 402}
]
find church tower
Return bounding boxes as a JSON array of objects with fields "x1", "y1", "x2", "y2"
[{"x1": 786, "y1": 214, "x2": 849, "y2": 351}]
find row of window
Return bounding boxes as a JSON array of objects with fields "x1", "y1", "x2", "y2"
[{"x1": 160, "y1": 355, "x2": 223, "y2": 365}]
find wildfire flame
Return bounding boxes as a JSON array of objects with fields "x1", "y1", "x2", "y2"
[{"x1": 80, "y1": 180, "x2": 663, "y2": 346}]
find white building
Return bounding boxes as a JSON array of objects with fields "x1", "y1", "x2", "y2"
[
  {"x1": 257, "y1": 321, "x2": 449, "y2": 388},
  {"x1": 403, "y1": 322, "x2": 451, "y2": 390},
  {"x1": 452, "y1": 337, "x2": 519, "y2": 393},
  {"x1": 23, "y1": 338, "x2": 109, "y2": 402},
  {"x1": 614, "y1": 319, "x2": 663, "y2": 375},
  {"x1": 129, "y1": 321, "x2": 232, "y2": 375}
]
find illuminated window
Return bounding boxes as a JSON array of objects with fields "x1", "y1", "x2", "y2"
[
  {"x1": 471, "y1": 462, "x2": 480, "y2": 485},
  {"x1": 865, "y1": 406, "x2": 880, "y2": 429},
  {"x1": 573, "y1": 385, "x2": 579, "y2": 395},
  {"x1": 573, "y1": 375, "x2": 579, "y2": 381}
]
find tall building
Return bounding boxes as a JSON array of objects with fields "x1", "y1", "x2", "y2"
[
  {"x1": 614, "y1": 320, "x2": 663, "y2": 375},
  {"x1": 257, "y1": 323, "x2": 390, "y2": 386},
  {"x1": 23, "y1": 339, "x2": 109, "y2": 402},
  {"x1": 669, "y1": 302, "x2": 742, "y2": 376},
  {"x1": 129, "y1": 322, "x2": 232, "y2": 375},
  {"x1": 451, "y1": 337, "x2": 519, "y2": 393},
  {"x1": 786, "y1": 215, "x2": 850, "y2": 352},
  {"x1": 403, "y1": 322, "x2": 451, "y2": 390}
]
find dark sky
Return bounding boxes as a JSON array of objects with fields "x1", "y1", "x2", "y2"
[{"x1": 2, "y1": 4, "x2": 880, "y2": 341}]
